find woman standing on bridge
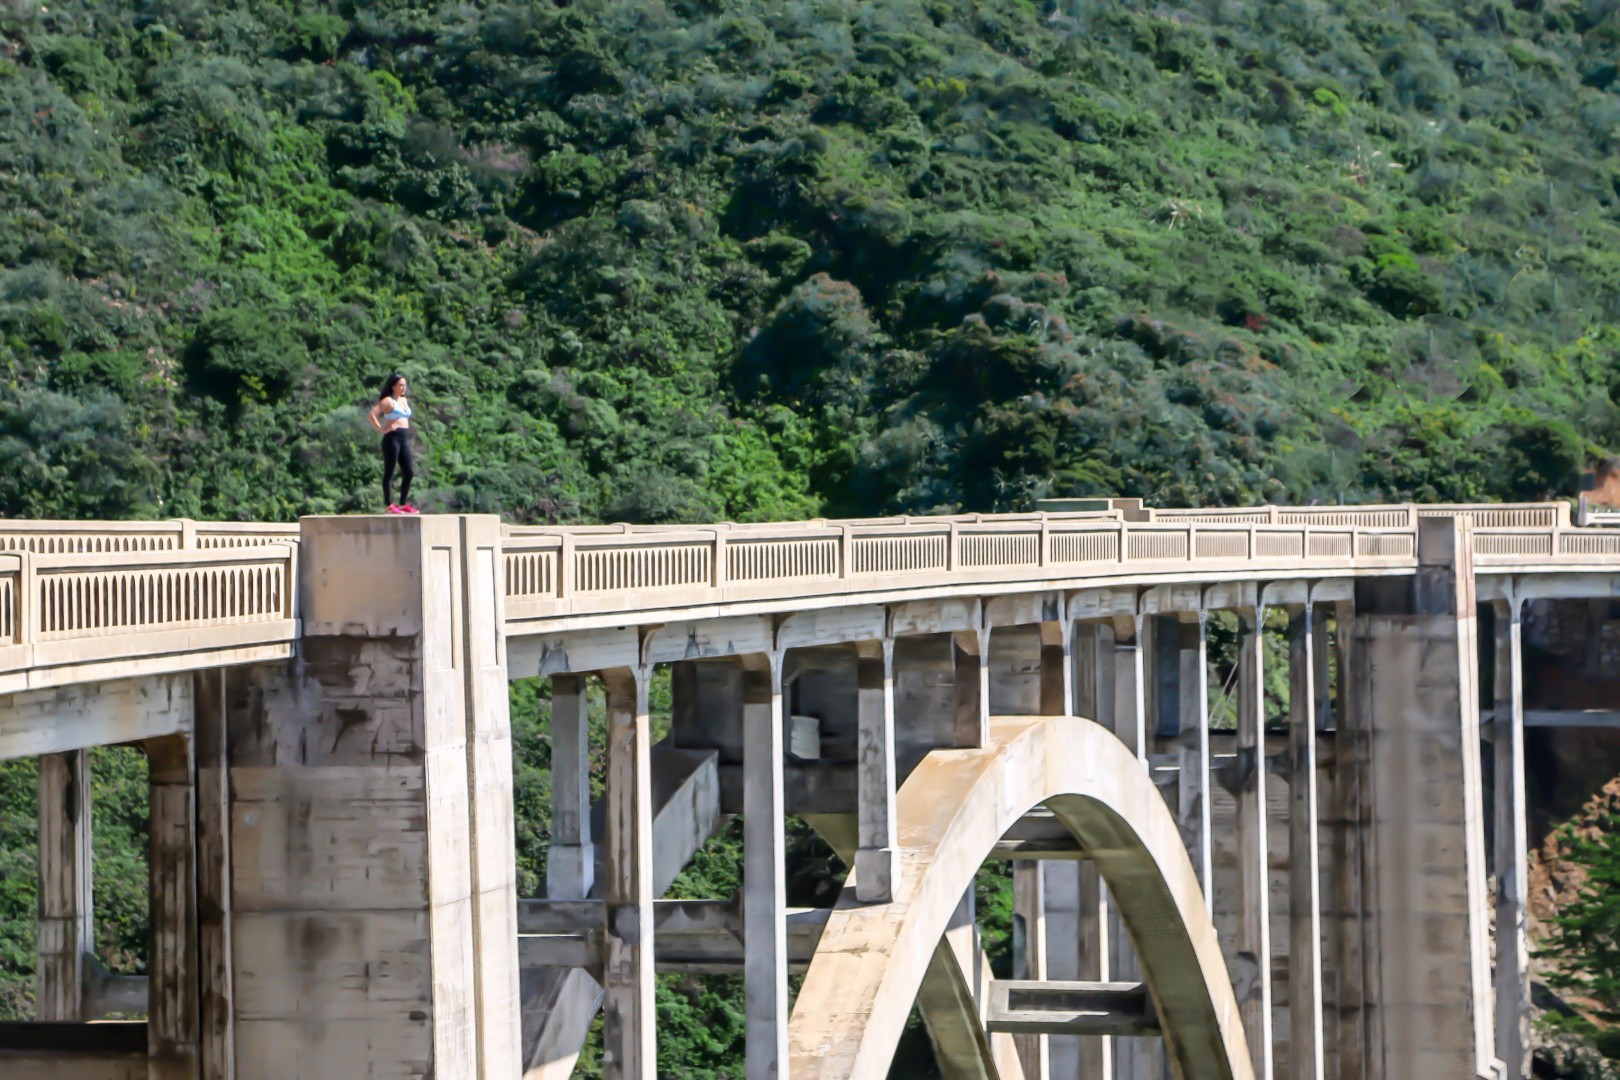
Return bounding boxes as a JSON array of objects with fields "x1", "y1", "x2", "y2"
[{"x1": 368, "y1": 373, "x2": 417, "y2": 513}]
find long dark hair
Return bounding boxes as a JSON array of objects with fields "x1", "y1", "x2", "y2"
[{"x1": 379, "y1": 373, "x2": 404, "y2": 401}]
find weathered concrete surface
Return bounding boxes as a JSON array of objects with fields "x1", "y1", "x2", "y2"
[
  {"x1": 0, "y1": 673, "x2": 191, "y2": 762},
  {"x1": 1351, "y1": 518, "x2": 1493, "y2": 1080},
  {"x1": 226, "y1": 515, "x2": 520, "y2": 1080},
  {"x1": 788, "y1": 714, "x2": 1253, "y2": 1080}
]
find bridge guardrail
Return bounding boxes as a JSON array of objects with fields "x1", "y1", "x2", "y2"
[
  {"x1": 0, "y1": 544, "x2": 298, "y2": 678},
  {"x1": 501, "y1": 517, "x2": 1429, "y2": 620},
  {"x1": 0, "y1": 518, "x2": 299, "y2": 553}
]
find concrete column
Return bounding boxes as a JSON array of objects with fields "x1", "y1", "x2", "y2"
[
  {"x1": 1351, "y1": 518, "x2": 1493, "y2": 1079},
  {"x1": 1079, "y1": 861, "x2": 1113, "y2": 1080},
  {"x1": 601, "y1": 664, "x2": 656, "y2": 1080},
  {"x1": 1043, "y1": 862, "x2": 1083, "y2": 1079},
  {"x1": 226, "y1": 515, "x2": 520, "y2": 1080},
  {"x1": 1327, "y1": 598, "x2": 1368, "y2": 1080},
  {"x1": 1236, "y1": 605, "x2": 1274, "y2": 1080},
  {"x1": 1492, "y1": 598, "x2": 1530, "y2": 1080},
  {"x1": 954, "y1": 629, "x2": 990, "y2": 748},
  {"x1": 36, "y1": 747, "x2": 93, "y2": 1021},
  {"x1": 1040, "y1": 619, "x2": 1074, "y2": 717},
  {"x1": 855, "y1": 639, "x2": 898, "y2": 903},
  {"x1": 1070, "y1": 621, "x2": 1113, "y2": 1080},
  {"x1": 1177, "y1": 614, "x2": 1212, "y2": 905},
  {"x1": 194, "y1": 669, "x2": 234, "y2": 1079},
  {"x1": 547, "y1": 674, "x2": 594, "y2": 899},
  {"x1": 1288, "y1": 604, "x2": 1325, "y2": 1080},
  {"x1": 742, "y1": 652, "x2": 788, "y2": 1079},
  {"x1": 148, "y1": 733, "x2": 199, "y2": 1080},
  {"x1": 1106, "y1": 615, "x2": 1161, "y2": 1080},
  {"x1": 1014, "y1": 861, "x2": 1050, "y2": 1080}
]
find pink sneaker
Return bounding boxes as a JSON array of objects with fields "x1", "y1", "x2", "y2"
[
  {"x1": 386, "y1": 504, "x2": 403, "y2": 513},
  {"x1": 400, "y1": 504, "x2": 420, "y2": 514}
]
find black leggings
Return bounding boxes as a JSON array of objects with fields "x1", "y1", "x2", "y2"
[{"x1": 382, "y1": 429, "x2": 414, "y2": 506}]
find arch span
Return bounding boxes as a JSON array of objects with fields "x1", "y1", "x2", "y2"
[{"x1": 788, "y1": 714, "x2": 1254, "y2": 1080}]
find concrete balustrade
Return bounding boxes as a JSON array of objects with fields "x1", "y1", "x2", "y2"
[{"x1": 0, "y1": 501, "x2": 1608, "y2": 1080}]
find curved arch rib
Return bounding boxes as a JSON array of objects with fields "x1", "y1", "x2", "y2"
[{"x1": 788, "y1": 714, "x2": 1254, "y2": 1080}]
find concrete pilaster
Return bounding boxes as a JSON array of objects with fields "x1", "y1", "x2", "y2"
[
  {"x1": 742, "y1": 652, "x2": 788, "y2": 1079},
  {"x1": 35, "y1": 747, "x2": 92, "y2": 1021},
  {"x1": 954, "y1": 629, "x2": 990, "y2": 748}
]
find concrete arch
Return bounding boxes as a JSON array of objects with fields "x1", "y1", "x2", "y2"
[{"x1": 788, "y1": 713, "x2": 1254, "y2": 1080}]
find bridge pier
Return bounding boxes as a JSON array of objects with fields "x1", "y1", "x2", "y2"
[
  {"x1": 35, "y1": 748, "x2": 92, "y2": 1022},
  {"x1": 1350, "y1": 518, "x2": 1494, "y2": 1079},
  {"x1": 225, "y1": 515, "x2": 521, "y2": 1080}
]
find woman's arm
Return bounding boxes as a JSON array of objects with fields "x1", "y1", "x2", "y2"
[{"x1": 368, "y1": 398, "x2": 389, "y2": 432}]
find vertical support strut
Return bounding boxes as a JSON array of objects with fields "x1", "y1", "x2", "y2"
[
  {"x1": 742, "y1": 651, "x2": 788, "y2": 1079},
  {"x1": 1493, "y1": 597, "x2": 1530, "y2": 1080},
  {"x1": 1178, "y1": 613, "x2": 1212, "y2": 905},
  {"x1": 1329, "y1": 596, "x2": 1368, "y2": 1080},
  {"x1": 36, "y1": 747, "x2": 92, "y2": 1021},
  {"x1": 1288, "y1": 603, "x2": 1325, "y2": 1080},
  {"x1": 1237, "y1": 605, "x2": 1274, "y2": 1080},
  {"x1": 855, "y1": 638, "x2": 899, "y2": 903},
  {"x1": 548, "y1": 674, "x2": 595, "y2": 900},
  {"x1": 954, "y1": 628, "x2": 990, "y2": 749},
  {"x1": 194, "y1": 669, "x2": 235, "y2": 1079},
  {"x1": 602, "y1": 665, "x2": 656, "y2": 1080},
  {"x1": 147, "y1": 733, "x2": 199, "y2": 1080},
  {"x1": 1013, "y1": 862, "x2": 1050, "y2": 1080}
]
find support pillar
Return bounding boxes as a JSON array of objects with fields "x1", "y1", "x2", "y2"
[
  {"x1": 547, "y1": 674, "x2": 594, "y2": 900},
  {"x1": 1236, "y1": 605, "x2": 1273, "y2": 1080},
  {"x1": 742, "y1": 652, "x2": 788, "y2": 1080},
  {"x1": 226, "y1": 515, "x2": 520, "y2": 1080},
  {"x1": 1327, "y1": 598, "x2": 1368, "y2": 1080},
  {"x1": 194, "y1": 668, "x2": 234, "y2": 1079},
  {"x1": 1042, "y1": 861, "x2": 1083, "y2": 1080},
  {"x1": 1492, "y1": 598, "x2": 1530, "y2": 1080},
  {"x1": 147, "y1": 733, "x2": 198, "y2": 1080},
  {"x1": 1288, "y1": 604, "x2": 1324, "y2": 1080},
  {"x1": 1040, "y1": 619, "x2": 1074, "y2": 717},
  {"x1": 1105, "y1": 614, "x2": 1161, "y2": 1080},
  {"x1": 1069, "y1": 621, "x2": 1113, "y2": 1080},
  {"x1": 855, "y1": 639, "x2": 898, "y2": 903},
  {"x1": 954, "y1": 629, "x2": 990, "y2": 748},
  {"x1": 1014, "y1": 862, "x2": 1050, "y2": 1080},
  {"x1": 36, "y1": 747, "x2": 92, "y2": 1021},
  {"x1": 1177, "y1": 614, "x2": 1212, "y2": 905},
  {"x1": 1351, "y1": 518, "x2": 1493, "y2": 1078},
  {"x1": 601, "y1": 665, "x2": 656, "y2": 1080}
]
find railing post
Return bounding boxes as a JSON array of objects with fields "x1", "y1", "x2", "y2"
[
  {"x1": 1186, "y1": 523, "x2": 1195, "y2": 562},
  {"x1": 175, "y1": 519, "x2": 197, "y2": 549},
  {"x1": 712, "y1": 529, "x2": 728, "y2": 591},
  {"x1": 947, "y1": 522, "x2": 959, "y2": 572},
  {"x1": 839, "y1": 525, "x2": 853, "y2": 579},
  {"x1": 558, "y1": 534, "x2": 575, "y2": 599},
  {"x1": 1037, "y1": 516, "x2": 1049, "y2": 569},
  {"x1": 18, "y1": 550, "x2": 38, "y2": 645}
]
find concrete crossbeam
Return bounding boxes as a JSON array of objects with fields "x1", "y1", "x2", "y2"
[{"x1": 986, "y1": 980, "x2": 1159, "y2": 1037}]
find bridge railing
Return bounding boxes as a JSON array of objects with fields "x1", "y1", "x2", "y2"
[
  {"x1": 501, "y1": 517, "x2": 1430, "y2": 619},
  {"x1": 0, "y1": 518, "x2": 299, "y2": 553},
  {"x1": 0, "y1": 544, "x2": 298, "y2": 676},
  {"x1": 1148, "y1": 502, "x2": 1569, "y2": 530}
]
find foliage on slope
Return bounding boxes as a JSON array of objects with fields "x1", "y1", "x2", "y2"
[{"x1": 3, "y1": 0, "x2": 1620, "y2": 523}]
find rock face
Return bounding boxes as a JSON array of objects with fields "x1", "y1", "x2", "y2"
[{"x1": 1525, "y1": 774, "x2": 1620, "y2": 1077}]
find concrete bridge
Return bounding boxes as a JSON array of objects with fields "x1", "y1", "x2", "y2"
[{"x1": 0, "y1": 501, "x2": 1602, "y2": 1079}]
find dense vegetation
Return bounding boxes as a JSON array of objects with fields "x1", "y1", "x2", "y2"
[{"x1": 5, "y1": 0, "x2": 1620, "y2": 1072}]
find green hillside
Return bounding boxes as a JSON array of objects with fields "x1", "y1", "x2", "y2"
[
  {"x1": 4, "y1": 0, "x2": 1620, "y2": 523},
  {"x1": 4, "y1": 0, "x2": 1620, "y2": 1073}
]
